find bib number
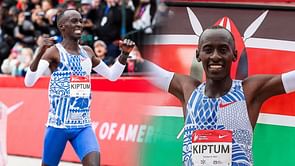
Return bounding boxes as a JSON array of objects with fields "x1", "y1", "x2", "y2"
[
  {"x1": 70, "y1": 75, "x2": 90, "y2": 97},
  {"x1": 192, "y1": 130, "x2": 232, "y2": 166}
]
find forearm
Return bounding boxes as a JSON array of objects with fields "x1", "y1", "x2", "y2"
[
  {"x1": 93, "y1": 59, "x2": 125, "y2": 81},
  {"x1": 24, "y1": 60, "x2": 49, "y2": 87},
  {"x1": 30, "y1": 47, "x2": 47, "y2": 71},
  {"x1": 144, "y1": 60, "x2": 174, "y2": 92},
  {"x1": 117, "y1": 52, "x2": 129, "y2": 65},
  {"x1": 282, "y1": 70, "x2": 295, "y2": 93}
]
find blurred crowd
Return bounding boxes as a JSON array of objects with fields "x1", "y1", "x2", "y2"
[{"x1": 0, "y1": 0, "x2": 168, "y2": 76}]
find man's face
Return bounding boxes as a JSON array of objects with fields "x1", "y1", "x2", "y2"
[
  {"x1": 61, "y1": 10, "x2": 83, "y2": 40},
  {"x1": 197, "y1": 28, "x2": 237, "y2": 80}
]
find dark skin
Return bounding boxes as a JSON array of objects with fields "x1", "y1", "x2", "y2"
[
  {"x1": 29, "y1": 10, "x2": 134, "y2": 166},
  {"x1": 168, "y1": 28, "x2": 285, "y2": 129}
]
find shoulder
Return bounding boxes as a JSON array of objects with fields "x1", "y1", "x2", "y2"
[
  {"x1": 81, "y1": 45, "x2": 95, "y2": 58},
  {"x1": 42, "y1": 45, "x2": 60, "y2": 62},
  {"x1": 81, "y1": 45, "x2": 100, "y2": 66},
  {"x1": 242, "y1": 75, "x2": 270, "y2": 92},
  {"x1": 174, "y1": 73, "x2": 201, "y2": 88},
  {"x1": 170, "y1": 74, "x2": 201, "y2": 104},
  {"x1": 81, "y1": 45, "x2": 92, "y2": 51},
  {"x1": 242, "y1": 74, "x2": 284, "y2": 101}
]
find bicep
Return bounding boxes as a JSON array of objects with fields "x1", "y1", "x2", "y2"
[
  {"x1": 169, "y1": 74, "x2": 183, "y2": 99},
  {"x1": 92, "y1": 55, "x2": 101, "y2": 67},
  {"x1": 244, "y1": 75, "x2": 285, "y2": 102},
  {"x1": 40, "y1": 46, "x2": 58, "y2": 64},
  {"x1": 82, "y1": 46, "x2": 100, "y2": 67},
  {"x1": 169, "y1": 74, "x2": 198, "y2": 104}
]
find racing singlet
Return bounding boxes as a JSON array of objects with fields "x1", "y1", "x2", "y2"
[
  {"x1": 183, "y1": 80, "x2": 253, "y2": 166},
  {"x1": 46, "y1": 43, "x2": 92, "y2": 128}
]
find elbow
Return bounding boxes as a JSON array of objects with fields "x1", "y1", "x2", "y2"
[
  {"x1": 108, "y1": 77, "x2": 119, "y2": 82},
  {"x1": 24, "y1": 76, "x2": 35, "y2": 87},
  {"x1": 108, "y1": 74, "x2": 120, "y2": 82},
  {"x1": 106, "y1": 72, "x2": 122, "y2": 82},
  {"x1": 24, "y1": 80, "x2": 34, "y2": 87}
]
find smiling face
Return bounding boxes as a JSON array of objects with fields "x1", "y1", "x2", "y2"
[
  {"x1": 58, "y1": 10, "x2": 83, "y2": 40},
  {"x1": 197, "y1": 27, "x2": 237, "y2": 81}
]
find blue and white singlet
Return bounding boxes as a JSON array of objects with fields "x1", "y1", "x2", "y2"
[
  {"x1": 183, "y1": 80, "x2": 253, "y2": 166},
  {"x1": 46, "y1": 43, "x2": 93, "y2": 128}
]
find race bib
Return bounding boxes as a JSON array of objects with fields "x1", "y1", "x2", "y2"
[
  {"x1": 192, "y1": 130, "x2": 232, "y2": 166},
  {"x1": 70, "y1": 75, "x2": 90, "y2": 97}
]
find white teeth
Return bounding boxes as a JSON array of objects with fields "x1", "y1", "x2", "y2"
[
  {"x1": 74, "y1": 30, "x2": 81, "y2": 33},
  {"x1": 209, "y1": 65, "x2": 222, "y2": 69}
]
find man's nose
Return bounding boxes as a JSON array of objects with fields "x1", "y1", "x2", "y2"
[
  {"x1": 210, "y1": 49, "x2": 221, "y2": 61},
  {"x1": 77, "y1": 21, "x2": 83, "y2": 27}
]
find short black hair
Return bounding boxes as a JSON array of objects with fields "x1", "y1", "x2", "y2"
[
  {"x1": 198, "y1": 25, "x2": 236, "y2": 50},
  {"x1": 56, "y1": 9, "x2": 78, "y2": 27}
]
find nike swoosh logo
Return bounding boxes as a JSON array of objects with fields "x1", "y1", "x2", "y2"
[
  {"x1": 218, "y1": 135, "x2": 227, "y2": 139},
  {"x1": 219, "y1": 101, "x2": 236, "y2": 108}
]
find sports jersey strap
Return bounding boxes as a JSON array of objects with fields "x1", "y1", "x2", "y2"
[
  {"x1": 78, "y1": 45, "x2": 90, "y2": 59},
  {"x1": 55, "y1": 43, "x2": 69, "y2": 65}
]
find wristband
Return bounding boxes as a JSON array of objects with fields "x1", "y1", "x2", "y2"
[{"x1": 282, "y1": 70, "x2": 295, "y2": 93}]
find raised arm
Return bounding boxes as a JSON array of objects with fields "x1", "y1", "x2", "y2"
[
  {"x1": 243, "y1": 70, "x2": 295, "y2": 127},
  {"x1": 24, "y1": 37, "x2": 57, "y2": 87},
  {"x1": 90, "y1": 39, "x2": 135, "y2": 81},
  {"x1": 144, "y1": 60, "x2": 201, "y2": 106}
]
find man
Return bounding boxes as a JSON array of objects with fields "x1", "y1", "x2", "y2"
[
  {"x1": 24, "y1": 9, "x2": 135, "y2": 166},
  {"x1": 146, "y1": 25, "x2": 295, "y2": 166}
]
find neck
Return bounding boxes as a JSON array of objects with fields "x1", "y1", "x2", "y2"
[
  {"x1": 205, "y1": 77, "x2": 233, "y2": 98},
  {"x1": 61, "y1": 39, "x2": 80, "y2": 54}
]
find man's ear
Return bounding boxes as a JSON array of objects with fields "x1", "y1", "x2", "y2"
[
  {"x1": 196, "y1": 49, "x2": 201, "y2": 62},
  {"x1": 233, "y1": 50, "x2": 238, "y2": 62}
]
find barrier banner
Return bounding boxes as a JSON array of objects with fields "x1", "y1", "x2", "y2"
[
  {"x1": 0, "y1": 103, "x2": 7, "y2": 166},
  {"x1": 0, "y1": 76, "x2": 158, "y2": 165}
]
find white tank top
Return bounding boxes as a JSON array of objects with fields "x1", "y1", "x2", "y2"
[{"x1": 47, "y1": 43, "x2": 93, "y2": 128}]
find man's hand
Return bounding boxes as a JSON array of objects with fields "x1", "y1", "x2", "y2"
[
  {"x1": 119, "y1": 39, "x2": 136, "y2": 55},
  {"x1": 29, "y1": 35, "x2": 56, "y2": 72},
  {"x1": 39, "y1": 36, "x2": 56, "y2": 53}
]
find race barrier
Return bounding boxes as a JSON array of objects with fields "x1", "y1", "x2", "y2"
[
  {"x1": 0, "y1": 76, "x2": 168, "y2": 165},
  {"x1": 0, "y1": 103, "x2": 8, "y2": 166}
]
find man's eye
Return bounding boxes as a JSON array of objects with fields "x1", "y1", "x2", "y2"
[
  {"x1": 220, "y1": 48, "x2": 228, "y2": 54},
  {"x1": 203, "y1": 48, "x2": 212, "y2": 54}
]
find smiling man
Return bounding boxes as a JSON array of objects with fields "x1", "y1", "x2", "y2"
[
  {"x1": 146, "y1": 25, "x2": 295, "y2": 166},
  {"x1": 24, "y1": 9, "x2": 135, "y2": 166}
]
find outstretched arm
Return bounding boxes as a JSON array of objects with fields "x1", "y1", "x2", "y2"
[
  {"x1": 144, "y1": 60, "x2": 174, "y2": 92},
  {"x1": 144, "y1": 60, "x2": 201, "y2": 105},
  {"x1": 91, "y1": 39, "x2": 135, "y2": 81},
  {"x1": 24, "y1": 37, "x2": 56, "y2": 87},
  {"x1": 245, "y1": 70, "x2": 295, "y2": 104},
  {"x1": 243, "y1": 70, "x2": 295, "y2": 128}
]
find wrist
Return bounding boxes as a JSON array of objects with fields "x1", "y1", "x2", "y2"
[
  {"x1": 118, "y1": 52, "x2": 129, "y2": 65},
  {"x1": 121, "y1": 51, "x2": 129, "y2": 58},
  {"x1": 121, "y1": 51, "x2": 129, "y2": 60}
]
